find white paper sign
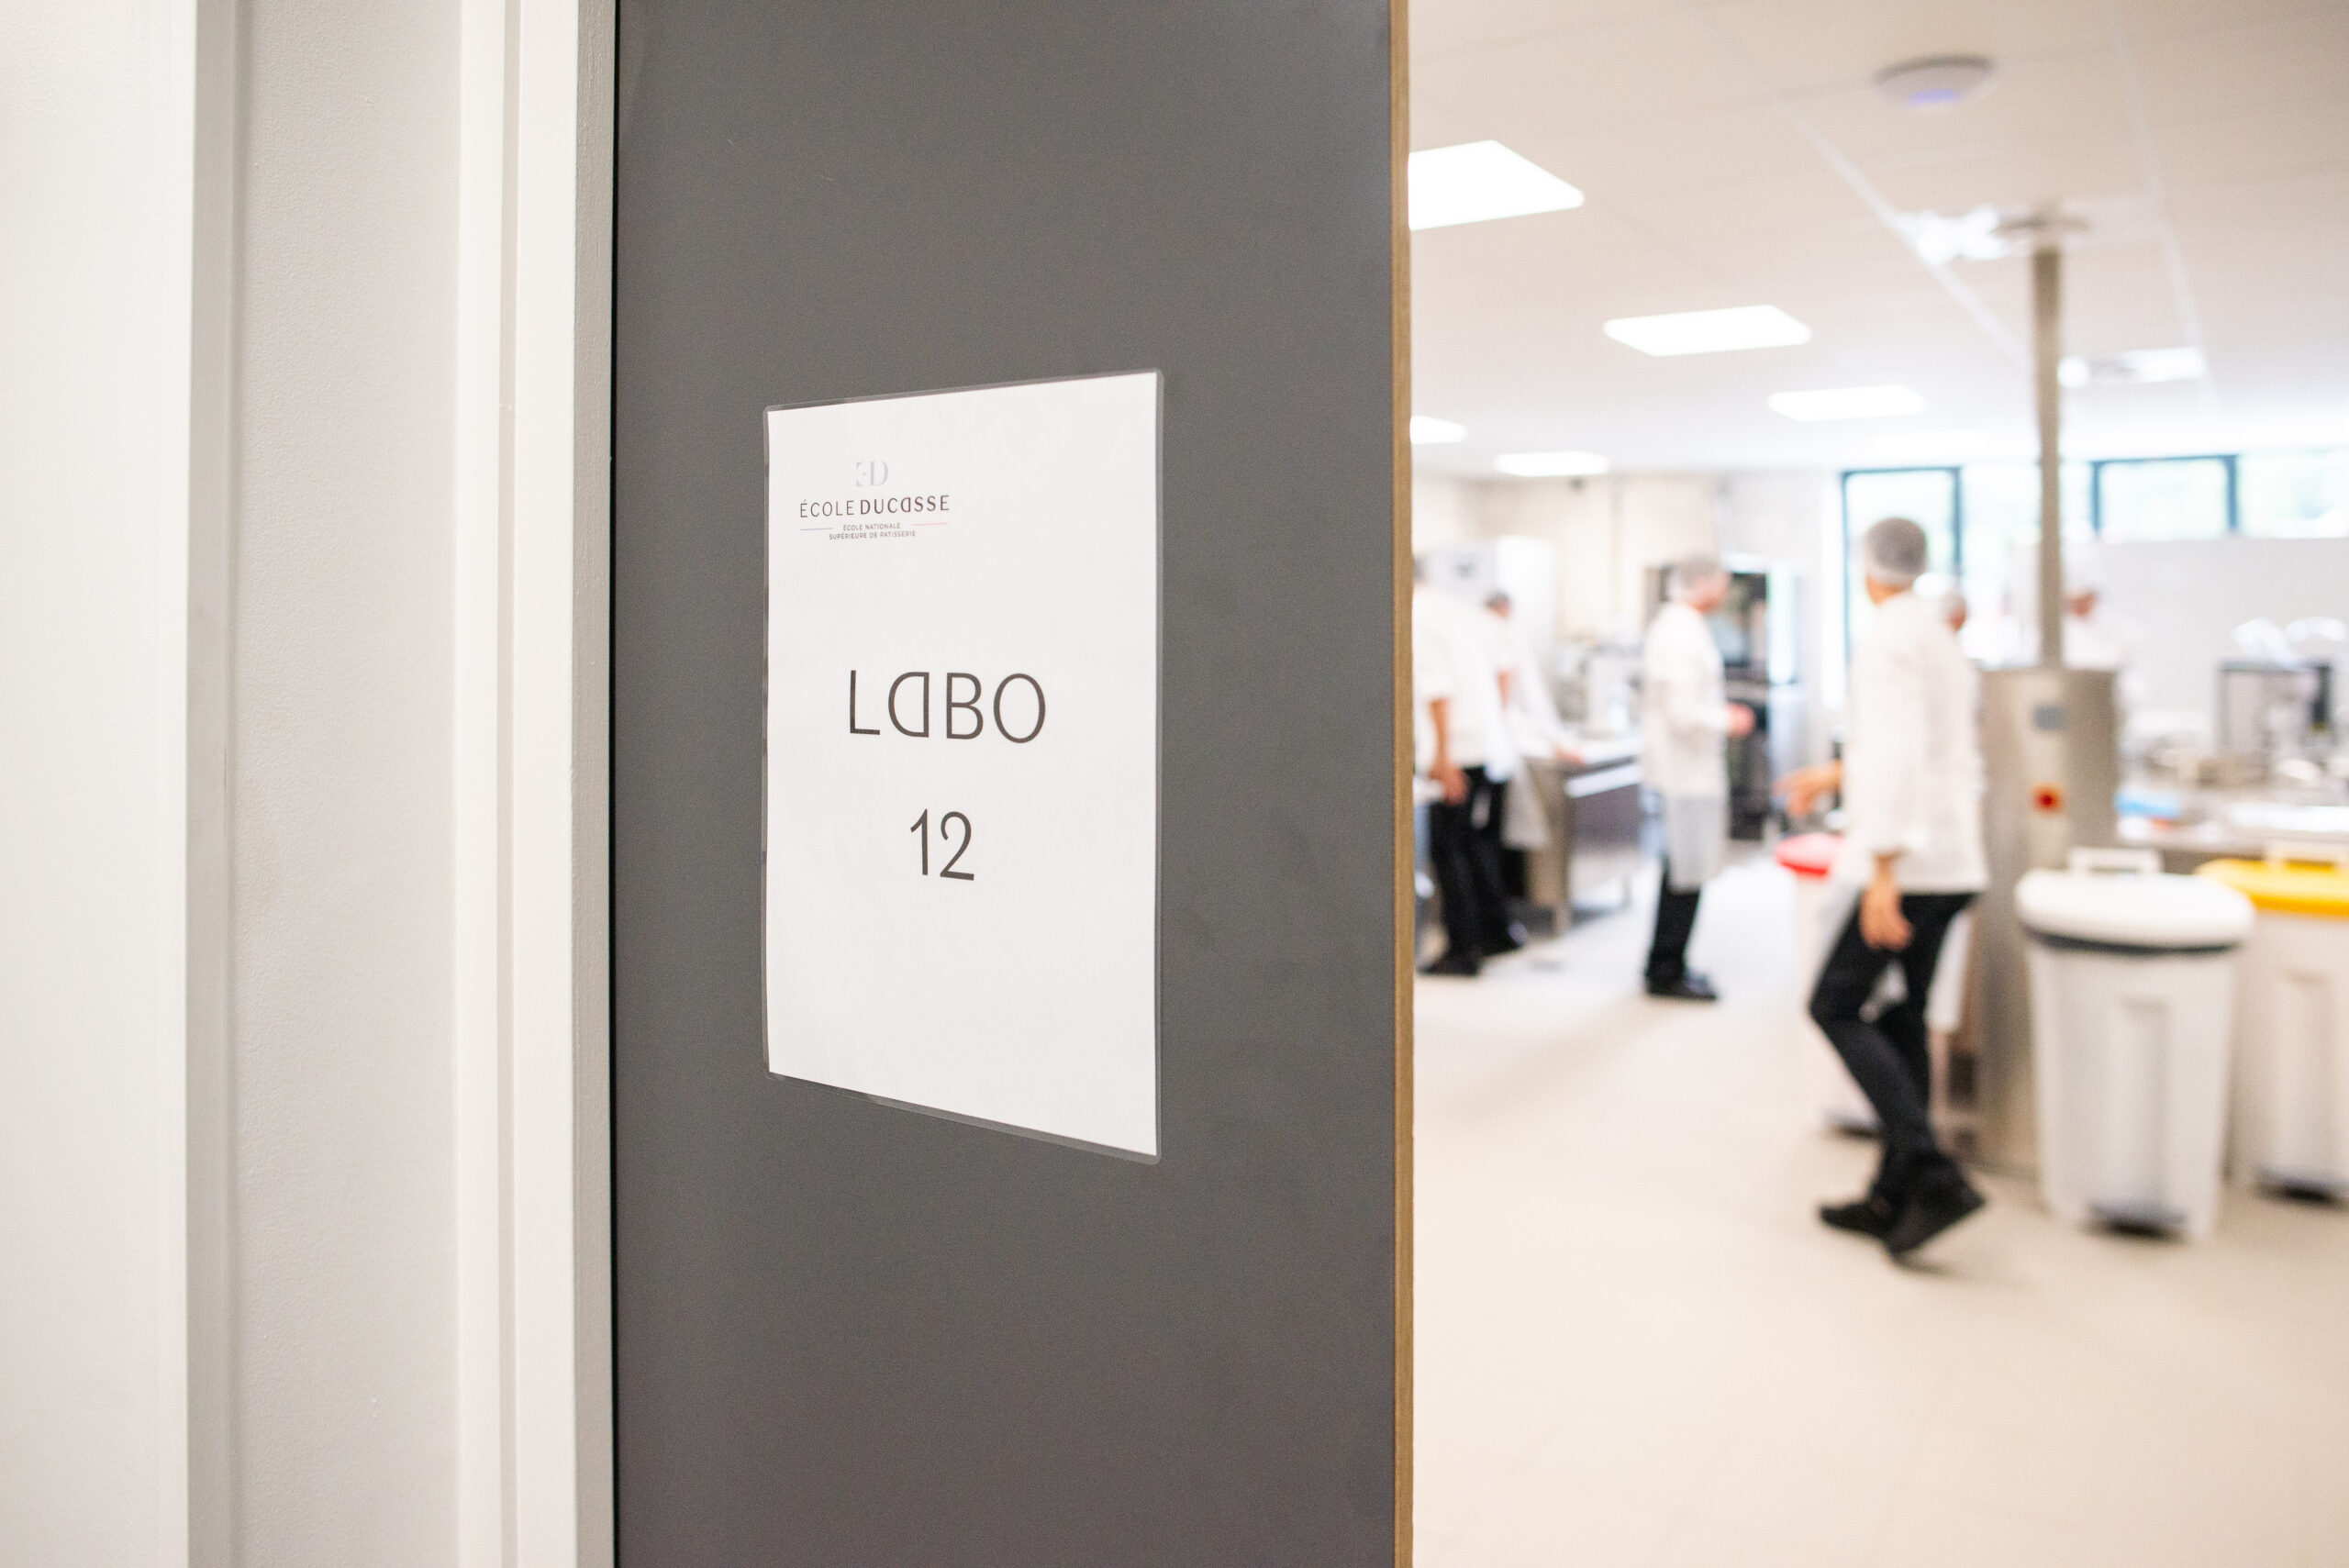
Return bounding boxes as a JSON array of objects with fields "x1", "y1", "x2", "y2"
[{"x1": 763, "y1": 373, "x2": 1160, "y2": 1157}]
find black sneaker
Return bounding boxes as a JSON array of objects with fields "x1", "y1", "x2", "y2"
[
  {"x1": 1644, "y1": 973, "x2": 1719, "y2": 1002},
  {"x1": 1818, "y1": 1195, "x2": 1897, "y2": 1238},
  {"x1": 1883, "y1": 1170, "x2": 1987, "y2": 1260},
  {"x1": 1420, "y1": 951, "x2": 1481, "y2": 977}
]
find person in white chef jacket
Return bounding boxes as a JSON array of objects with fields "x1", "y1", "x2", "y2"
[
  {"x1": 1412, "y1": 565, "x2": 1521, "y2": 976},
  {"x1": 1785, "y1": 517, "x2": 1988, "y2": 1262},
  {"x1": 1639, "y1": 557, "x2": 1753, "y2": 1002},
  {"x1": 2012, "y1": 548, "x2": 2143, "y2": 711},
  {"x1": 1484, "y1": 591, "x2": 1582, "y2": 851},
  {"x1": 2060, "y1": 551, "x2": 2145, "y2": 715}
]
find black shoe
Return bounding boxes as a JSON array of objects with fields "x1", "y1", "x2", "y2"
[
  {"x1": 1486, "y1": 929, "x2": 1527, "y2": 955},
  {"x1": 1883, "y1": 1170, "x2": 1987, "y2": 1260},
  {"x1": 1818, "y1": 1195, "x2": 1898, "y2": 1239},
  {"x1": 1420, "y1": 951, "x2": 1481, "y2": 976},
  {"x1": 1644, "y1": 973, "x2": 1719, "y2": 1002}
]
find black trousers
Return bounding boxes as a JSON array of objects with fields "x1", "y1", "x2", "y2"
[
  {"x1": 1808, "y1": 890, "x2": 1974, "y2": 1191},
  {"x1": 1427, "y1": 766, "x2": 1513, "y2": 961},
  {"x1": 1644, "y1": 859, "x2": 1702, "y2": 984}
]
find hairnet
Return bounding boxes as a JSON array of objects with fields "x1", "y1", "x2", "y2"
[
  {"x1": 1861, "y1": 517, "x2": 1929, "y2": 588},
  {"x1": 1667, "y1": 554, "x2": 1729, "y2": 601}
]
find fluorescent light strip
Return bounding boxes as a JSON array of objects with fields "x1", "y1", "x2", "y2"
[
  {"x1": 1603, "y1": 306, "x2": 1810, "y2": 357},
  {"x1": 1409, "y1": 416, "x2": 1466, "y2": 445},
  {"x1": 1768, "y1": 385, "x2": 1924, "y2": 422},
  {"x1": 1408, "y1": 141, "x2": 1584, "y2": 231},
  {"x1": 1496, "y1": 450, "x2": 1609, "y2": 477}
]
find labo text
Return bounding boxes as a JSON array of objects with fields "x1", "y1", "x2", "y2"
[{"x1": 848, "y1": 670, "x2": 1046, "y2": 743}]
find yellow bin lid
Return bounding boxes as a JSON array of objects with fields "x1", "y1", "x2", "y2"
[{"x1": 2198, "y1": 851, "x2": 2349, "y2": 919}]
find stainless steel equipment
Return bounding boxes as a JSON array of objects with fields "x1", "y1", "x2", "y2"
[
  {"x1": 2216, "y1": 659, "x2": 2334, "y2": 782},
  {"x1": 1518, "y1": 745, "x2": 1644, "y2": 925},
  {"x1": 1970, "y1": 666, "x2": 2121, "y2": 1173},
  {"x1": 1961, "y1": 215, "x2": 2126, "y2": 1176}
]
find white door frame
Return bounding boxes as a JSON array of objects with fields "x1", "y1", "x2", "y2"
[{"x1": 451, "y1": 1, "x2": 615, "y2": 1562}]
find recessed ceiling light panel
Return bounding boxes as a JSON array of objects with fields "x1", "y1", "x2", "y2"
[
  {"x1": 1768, "y1": 385, "x2": 1926, "y2": 422},
  {"x1": 1409, "y1": 416, "x2": 1467, "y2": 445},
  {"x1": 1408, "y1": 141, "x2": 1584, "y2": 231},
  {"x1": 2058, "y1": 347, "x2": 2205, "y2": 388},
  {"x1": 1875, "y1": 55, "x2": 1998, "y2": 112},
  {"x1": 1496, "y1": 450, "x2": 1609, "y2": 477},
  {"x1": 1602, "y1": 306, "x2": 1811, "y2": 357}
]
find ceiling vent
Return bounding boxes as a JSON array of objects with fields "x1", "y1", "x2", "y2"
[{"x1": 1875, "y1": 55, "x2": 1998, "y2": 111}]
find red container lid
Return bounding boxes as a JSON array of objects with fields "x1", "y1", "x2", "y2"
[{"x1": 1775, "y1": 832, "x2": 1841, "y2": 879}]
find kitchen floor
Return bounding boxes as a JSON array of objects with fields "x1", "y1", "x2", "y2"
[{"x1": 1413, "y1": 854, "x2": 2349, "y2": 1568}]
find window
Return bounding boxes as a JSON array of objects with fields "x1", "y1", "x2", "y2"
[
  {"x1": 2094, "y1": 456, "x2": 2231, "y2": 541},
  {"x1": 1841, "y1": 449, "x2": 2348, "y2": 670},
  {"x1": 1842, "y1": 468, "x2": 1955, "y2": 651},
  {"x1": 1957, "y1": 462, "x2": 2090, "y2": 662},
  {"x1": 2240, "y1": 450, "x2": 2349, "y2": 539}
]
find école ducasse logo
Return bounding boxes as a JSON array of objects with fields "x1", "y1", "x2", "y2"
[{"x1": 795, "y1": 459, "x2": 951, "y2": 541}]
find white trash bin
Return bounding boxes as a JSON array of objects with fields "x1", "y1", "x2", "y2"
[
  {"x1": 2197, "y1": 848, "x2": 2349, "y2": 1196},
  {"x1": 2018, "y1": 849, "x2": 2255, "y2": 1239}
]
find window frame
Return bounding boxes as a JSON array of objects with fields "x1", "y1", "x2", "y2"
[{"x1": 2088, "y1": 452, "x2": 2240, "y2": 539}]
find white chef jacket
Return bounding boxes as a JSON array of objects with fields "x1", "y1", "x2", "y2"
[
  {"x1": 2065, "y1": 605, "x2": 2146, "y2": 712},
  {"x1": 1412, "y1": 590, "x2": 1516, "y2": 783},
  {"x1": 1640, "y1": 599, "x2": 1731, "y2": 799},
  {"x1": 1830, "y1": 591, "x2": 1987, "y2": 893},
  {"x1": 1495, "y1": 616, "x2": 1574, "y2": 759}
]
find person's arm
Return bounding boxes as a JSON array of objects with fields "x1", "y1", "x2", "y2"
[
  {"x1": 1652, "y1": 619, "x2": 1751, "y2": 740},
  {"x1": 1652, "y1": 636, "x2": 1731, "y2": 741},
  {"x1": 1847, "y1": 627, "x2": 1931, "y2": 950},
  {"x1": 1776, "y1": 760, "x2": 1842, "y2": 817},
  {"x1": 1861, "y1": 851, "x2": 1912, "y2": 951},
  {"x1": 1413, "y1": 602, "x2": 1467, "y2": 800},
  {"x1": 1428, "y1": 695, "x2": 1466, "y2": 804}
]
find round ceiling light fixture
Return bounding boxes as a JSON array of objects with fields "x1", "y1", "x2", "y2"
[{"x1": 1875, "y1": 55, "x2": 1998, "y2": 111}]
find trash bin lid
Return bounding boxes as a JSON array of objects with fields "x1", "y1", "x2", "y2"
[
  {"x1": 1775, "y1": 832, "x2": 1840, "y2": 880},
  {"x1": 2196, "y1": 856, "x2": 2349, "y2": 919},
  {"x1": 2017, "y1": 869, "x2": 2254, "y2": 951}
]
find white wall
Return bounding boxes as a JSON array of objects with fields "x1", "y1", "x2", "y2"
[
  {"x1": 0, "y1": 4, "x2": 608, "y2": 1564},
  {"x1": 0, "y1": 6, "x2": 184, "y2": 1561},
  {"x1": 1410, "y1": 469, "x2": 1475, "y2": 550},
  {"x1": 2097, "y1": 537, "x2": 2349, "y2": 724},
  {"x1": 1720, "y1": 471, "x2": 1842, "y2": 728},
  {"x1": 1416, "y1": 468, "x2": 1844, "y2": 759},
  {"x1": 230, "y1": 4, "x2": 460, "y2": 1561},
  {"x1": 1419, "y1": 472, "x2": 1730, "y2": 641}
]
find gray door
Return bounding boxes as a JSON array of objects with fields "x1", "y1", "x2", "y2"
[{"x1": 611, "y1": 4, "x2": 1406, "y2": 1562}]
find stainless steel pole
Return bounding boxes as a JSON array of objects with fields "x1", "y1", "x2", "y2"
[{"x1": 2033, "y1": 239, "x2": 2065, "y2": 667}]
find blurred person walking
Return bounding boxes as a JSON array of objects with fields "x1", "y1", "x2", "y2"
[
  {"x1": 1639, "y1": 556, "x2": 1753, "y2": 1001},
  {"x1": 1783, "y1": 517, "x2": 1987, "y2": 1261}
]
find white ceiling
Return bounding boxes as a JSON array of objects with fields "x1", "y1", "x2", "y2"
[{"x1": 1408, "y1": 0, "x2": 2349, "y2": 475}]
